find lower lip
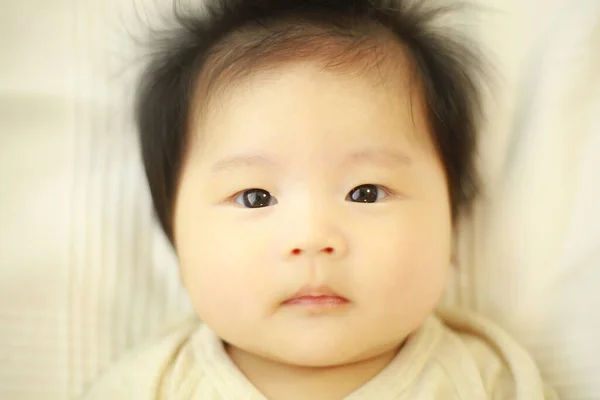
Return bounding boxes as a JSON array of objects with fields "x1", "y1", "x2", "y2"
[{"x1": 283, "y1": 296, "x2": 349, "y2": 307}]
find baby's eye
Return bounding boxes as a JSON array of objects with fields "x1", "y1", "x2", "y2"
[
  {"x1": 235, "y1": 188, "x2": 278, "y2": 208},
  {"x1": 346, "y1": 184, "x2": 387, "y2": 203}
]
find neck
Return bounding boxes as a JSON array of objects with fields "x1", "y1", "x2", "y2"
[{"x1": 226, "y1": 344, "x2": 401, "y2": 400}]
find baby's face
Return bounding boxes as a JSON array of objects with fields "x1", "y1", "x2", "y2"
[{"x1": 174, "y1": 62, "x2": 451, "y2": 367}]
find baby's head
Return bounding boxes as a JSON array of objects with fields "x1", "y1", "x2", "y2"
[{"x1": 137, "y1": 0, "x2": 483, "y2": 368}]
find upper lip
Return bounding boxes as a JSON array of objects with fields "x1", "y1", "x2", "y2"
[{"x1": 284, "y1": 285, "x2": 348, "y2": 301}]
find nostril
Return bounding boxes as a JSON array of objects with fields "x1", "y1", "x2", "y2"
[{"x1": 290, "y1": 247, "x2": 335, "y2": 256}]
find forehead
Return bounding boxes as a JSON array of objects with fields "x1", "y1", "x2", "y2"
[{"x1": 189, "y1": 61, "x2": 432, "y2": 164}]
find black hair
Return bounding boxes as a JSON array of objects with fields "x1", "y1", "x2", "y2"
[{"x1": 136, "y1": 0, "x2": 486, "y2": 245}]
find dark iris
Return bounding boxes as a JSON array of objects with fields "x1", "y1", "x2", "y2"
[
  {"x1": 348, "y1": 184, "x2": 379, "y2": 203},
  {"x1": 242, "y1": 189, "x2": 272, "y2": 208}
]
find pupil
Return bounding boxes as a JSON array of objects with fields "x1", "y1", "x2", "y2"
[
  {"x1": 351, "y1": 185, "x2": 378, "y2": 203},
  {"x1": 244, "y1": 189, "x2": 270, "y2": 208}
]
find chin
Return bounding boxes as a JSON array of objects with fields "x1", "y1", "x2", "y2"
[
  {"x1": 276, "y1": 351, "x2": 357, "y2": 368},
  {"x1": 266, "y1": 340, "x2": 377, "y2": 368}
]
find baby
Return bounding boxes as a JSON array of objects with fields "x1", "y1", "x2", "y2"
[{"x1": 83, "y1": 0, "x2": 557, "y2": 398}]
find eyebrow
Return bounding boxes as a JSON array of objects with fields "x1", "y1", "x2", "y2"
[
  {"x1": 343, "y1": 148, "x2": 412, "y2": 169},
  {"x1": 210, "y1": 148, "x2": 412, "y2": 174},
  {"x1": 211, "y1": 154, "x2": 276, "y2": 173}
]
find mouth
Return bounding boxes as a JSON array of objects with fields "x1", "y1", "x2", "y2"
[{"x1": 282, "y1": 285, "x2": 350, "y2": 307}]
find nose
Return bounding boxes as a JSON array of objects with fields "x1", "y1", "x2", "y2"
[{"x1": 283, "y1": 205, "x2": 348, "y2": 260}]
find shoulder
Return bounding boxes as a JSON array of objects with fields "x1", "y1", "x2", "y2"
[
  {"x1": 432, "y1": 308, "x2": 559, "y2": 399},
  {"x1": 79, "y1": 317, "x2": 201, "y2": 400}
]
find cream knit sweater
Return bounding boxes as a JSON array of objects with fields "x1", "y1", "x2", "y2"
[{"x1": 81, "y1": 309, "x2": 557, "y2": 399}]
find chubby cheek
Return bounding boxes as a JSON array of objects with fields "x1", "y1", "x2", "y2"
[
  {"x1": 379, "y1": 239, "x2": 448, "y2": 308},
  {"x1": 175, "y1": 210, "x2": 274, "y2": 327},
  {"x1": 355, "y1": 210, "x2": 451, "y2": 321}
]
